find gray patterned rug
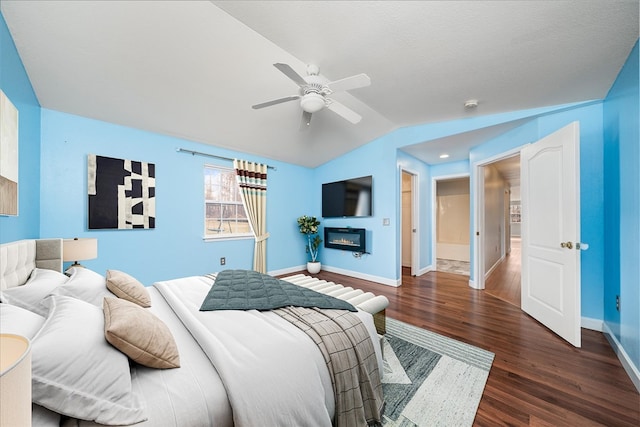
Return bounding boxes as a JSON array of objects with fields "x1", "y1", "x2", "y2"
[{"x1": 381, "y1": 318, "x2": 494, "y2": 427}]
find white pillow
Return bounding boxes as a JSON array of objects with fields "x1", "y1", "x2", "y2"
[
  {"x1": 51, "y1": 267, "x2": 115, "y2": 306},
  {"x1": 31, "y1": 295, "x2": 147, "y2": 425},
  {"x1": 0, "y1": 268, "x2": 68, "y2": 315},
  {"x1": 0, "y1": 303, "x2": 46, "y2": 339}
]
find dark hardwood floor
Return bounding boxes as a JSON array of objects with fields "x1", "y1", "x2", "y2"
[
  {"x1": 281, "y1": 267, "x2": 640, "y2": 426},
  {"x1": 485, "y1": 237, "x2": 521, "y2": 307}
]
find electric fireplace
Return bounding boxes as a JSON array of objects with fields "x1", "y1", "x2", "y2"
[{"x1": 324, "y1": 227, "x2": 366, "y2": 253}]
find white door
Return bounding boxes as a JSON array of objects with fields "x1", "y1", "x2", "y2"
[{"x1": 521, "y1": 122, "x2": 581, "y2": 347}]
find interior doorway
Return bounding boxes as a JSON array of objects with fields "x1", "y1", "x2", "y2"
[
  {"x1": 480, "y1": 155, "x2": 522, "y2": 307},
  {"x1": 400, "y1": 169, "x2": 419, "y2": 278},
  {"x1": 433, "y1": 175, "x2": 470, "y2": 276}
]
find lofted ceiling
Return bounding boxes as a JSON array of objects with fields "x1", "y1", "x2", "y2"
[{"x1": 1, "y1": 1, "x2": 638, "y2": 168}]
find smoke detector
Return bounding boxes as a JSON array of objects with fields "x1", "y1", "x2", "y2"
[{"x1": 464, "y1": 99, "x2": 479, "y2": 109}]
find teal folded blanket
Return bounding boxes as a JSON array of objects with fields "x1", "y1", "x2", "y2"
[{"x1": 199, "y1": 269, "x2": 356, "y2": 312}]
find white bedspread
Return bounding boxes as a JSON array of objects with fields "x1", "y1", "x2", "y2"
[{"x1": 154, "y1": 275, "x2": 382, "y2": 427}]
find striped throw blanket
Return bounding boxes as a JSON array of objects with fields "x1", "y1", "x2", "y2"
[{"x1": 275, "y1": 306, "x2": 384, "y2": 427}]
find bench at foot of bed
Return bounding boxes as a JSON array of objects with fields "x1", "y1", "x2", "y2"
[{"x1": 280, "y1": 274, "x2": 389, "y2": 335}]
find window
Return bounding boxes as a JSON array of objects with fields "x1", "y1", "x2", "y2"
[{"x1": 204, "y1": 165, "x2": 252, "y2": 239}]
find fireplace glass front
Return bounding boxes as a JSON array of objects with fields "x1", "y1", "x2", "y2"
[{"x1": 324, "y1": 227, "x2": 366, "y2": 252}]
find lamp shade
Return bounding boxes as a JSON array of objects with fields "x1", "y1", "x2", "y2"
[
  {"x1": 63, "y1": 238, "x2": 98, "y2": 263},
  {"x1": 0, "y1": 334, "x2": 31, "y2": 426}
]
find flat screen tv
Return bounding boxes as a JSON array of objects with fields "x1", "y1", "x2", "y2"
[{"x1": 322, "y1": 175, "x2": 372, "y2": 218}]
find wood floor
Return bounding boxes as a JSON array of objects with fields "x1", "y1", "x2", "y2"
[
  {"x1": 285, "y1": 268, "x2": 640, "y2": 426},
  {"x1": 485, "y1": 237, "x2": 521, "y2": 307}
]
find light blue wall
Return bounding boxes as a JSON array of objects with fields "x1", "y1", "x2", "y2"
[
  {"x1": 313, "y1": 133, "x2": 398, "y2": 282},
  {"x1": 603, "y1": 41, "x2": 639, "y2": 370},
  {"x1": 39, "y1": 110, "x2": 314, "y2": 284},
  {"x1": 462, "y1": 103, "x2": 605, "y2": 320},
  {"x1": 537, "y1": 104, "x2": 605, "y2": 321},
  {"x1": 0, "y1": 13, "x2": 41, "y2": 242},
  {"x1": 314, "y1": 104, "x2": 581, "y2": 284}
]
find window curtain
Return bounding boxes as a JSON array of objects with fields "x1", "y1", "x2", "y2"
[{"x1": 233, "y1": 159, "x2": 269, "y2": 273}]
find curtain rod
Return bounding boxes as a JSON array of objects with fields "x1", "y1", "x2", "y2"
[{"x1": 176, "y1": 148, "x2": 277, "y2": 170}]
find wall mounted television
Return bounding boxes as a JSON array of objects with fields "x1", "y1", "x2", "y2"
[{"x1": 322, "y1": 175, "x2": 372, "y2": 218}]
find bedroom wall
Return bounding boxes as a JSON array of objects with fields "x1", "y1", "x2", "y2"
[
  {"x1": 467, "y1": 103, "x2": 605, "y2": 320},
  {"x1": 38, "y1": 109, "x2": 315, "y2": 284},
  {"x1": 0, "y1": 13, "x2": 41, "y2": 242},
  {"x1": 603, "y1": 40, "x2": 639, "y2": 375}
]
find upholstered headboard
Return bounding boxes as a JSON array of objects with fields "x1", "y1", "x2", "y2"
[{"x1": 0, "y1": 239, "x2": 63, "y2": 290}]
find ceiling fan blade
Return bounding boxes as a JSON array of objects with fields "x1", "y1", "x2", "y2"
[
  {"x1": 273, "y1": 63, "x2": 308, "y2": 87},
  {"x1": 252, "y1": 95, "x2": 300, "y2": 109},
  {"x1": 326, "y1": 99, "x2": 362, "y2": 124},
  {"x1": 326, "y1": 73, "x2": 371, "y2": 93},
  {"x1": 300, "y1": 111, "x2": 312, "y2": 130}
]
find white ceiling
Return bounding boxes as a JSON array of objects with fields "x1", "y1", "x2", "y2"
[{"x1": 2, "y1": 1, "x2": 638, "y2": 168}]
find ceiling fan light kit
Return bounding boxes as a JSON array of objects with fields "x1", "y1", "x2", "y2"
[
  {"x1": 252, "y1": 63, "x2": 370, "y2": 126},
  {"x1": 300, "y1": 93, "x2": 325, "y2": 113}
]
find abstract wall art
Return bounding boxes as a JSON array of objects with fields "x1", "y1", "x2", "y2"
[
  {"x1": 0, "y1": 90, "x2": 19, "y2": 216},
  {"x1": 88, "y1": 154, "x2": 156, "y2": 229}
]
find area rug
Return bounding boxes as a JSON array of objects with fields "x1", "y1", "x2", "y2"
[{"x1": 381, "y1": 318, "x2": 494, "y2": 427}]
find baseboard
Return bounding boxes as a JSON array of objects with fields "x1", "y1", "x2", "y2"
[
  {"x1": 484, "y1": 254, "x2": 505, "y2": 279},
  {"x1": 581, "y1": 317, "x2": 603, "y2": 332},
  {"x1": 268, "y1": 265, "x2": 306, "y2": 277},
  {"x1": 320, "y1": 265, "x2": 401, "y2": 287},
  {"x1": 416, "y1": 265, "x2": 432, "y2": 276},
  {"x1": 603, "y1": 322, "x2": 640, "y2": 393}
]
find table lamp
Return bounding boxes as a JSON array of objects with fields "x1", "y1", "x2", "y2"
[{"x1": 63, "y1": 237, "x2": 98, "y2": 268}]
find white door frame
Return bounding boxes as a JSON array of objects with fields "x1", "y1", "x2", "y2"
[
  {"x1": 431, "y1": 173, "x2": 470, "y2": 274},
  {"x1": 472, "y1": 147, "x2": 523, "y2": 290},
  {"x1": 400, "y1": 167, "x2": 420, "y2": 277}
]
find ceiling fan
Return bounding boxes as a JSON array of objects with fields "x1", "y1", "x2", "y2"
[{"x1": 252, "y1": 63, "x2": 371, "y2": 127}]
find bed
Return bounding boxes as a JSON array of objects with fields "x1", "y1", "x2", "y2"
[{"x1": 0, "y1": 239, "x2": 384, "y2": 427}]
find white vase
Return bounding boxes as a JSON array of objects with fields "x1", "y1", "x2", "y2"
[{"x1": 306, "y1": 261, "x2": 321, "y2": 274}]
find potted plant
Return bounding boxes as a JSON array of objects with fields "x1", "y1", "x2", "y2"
[{"x1": 297, "y1": 215, "x2": 322, "y2": 274}]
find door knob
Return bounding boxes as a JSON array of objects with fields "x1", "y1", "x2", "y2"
[{"x1": 560, "y1": 241, "x2": 573, "y2": 249}]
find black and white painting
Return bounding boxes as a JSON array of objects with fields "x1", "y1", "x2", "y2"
[{"x1": 88, "y1": 154, "x2": 156, "y2": 229}]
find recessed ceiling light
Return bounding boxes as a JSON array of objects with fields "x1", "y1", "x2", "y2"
[{"x1": 440, "y1": 154, "x2": 450, "y2": 159}]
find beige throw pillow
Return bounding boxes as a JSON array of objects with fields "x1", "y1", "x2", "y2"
[
  {"x1": 103, "y1": 297, "x2": 180, "y2": 369},
  {"x1": 106, "y1": 270, "x2": 151, "y2": 307}
]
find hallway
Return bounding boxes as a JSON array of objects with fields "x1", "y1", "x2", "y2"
[{"x1": 485, "y1": 237, "x2": 521, "y2": 307}]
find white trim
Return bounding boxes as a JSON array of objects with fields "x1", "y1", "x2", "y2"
[
  {"x1": 581, "y1": 317, "x2": 604, "y2": 332},
  {"x1": 484, "y1": 254, "x2": 505, "y2": 279},
  {"x1": 603, "y1": 322, "x2": 640, "y2": 393},
  {"x1": 268, "y1": 265, "x2": 307, "y2": 277},
  {"x1": 469, "y1": 278, "x2": 480, "y2": 289},
  {"x1": 416, "y1": 265, "x2": 433, "y2": 276},
  {"x1": 321, "y1": 264, "x2": 401, "y2": 287}
]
